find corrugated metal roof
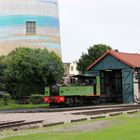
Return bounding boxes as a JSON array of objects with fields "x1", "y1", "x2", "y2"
[{"x1": 87, "y1": 50, "x2": 140, "y2": 70}]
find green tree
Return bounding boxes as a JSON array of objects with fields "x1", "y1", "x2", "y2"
[
  {"x1": 2, "y1": 48, "x2": 64, "y2": 98},
  {"x1": 77, "y1": 44, "x2": 112, "y2": 73},
  {"x1": 0, "y1": 55, "x2": 6, "y2": 90}
]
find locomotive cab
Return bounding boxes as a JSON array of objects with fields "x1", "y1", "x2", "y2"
[{"x1": 50, "y1": 84, "x2": 59, "y2": 96}]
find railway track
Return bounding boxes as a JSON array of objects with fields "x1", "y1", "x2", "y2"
[
  {"x1": 1, "y1": 104, "x2": 140, "y2": 131},
  {"x1": 0, "y1": 120, "x2": 43, "y2": 131},
  {"x1": 1, "y1": 104, "x2": 140, "y2": 113},
  {"x1": 72, "y1": 106, "x2": 140, "y2": 115}
]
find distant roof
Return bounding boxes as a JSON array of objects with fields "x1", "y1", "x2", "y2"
[
  {"x1": 63, "y1": 63, "x2": 70, "y2": 67},
  {"x1": 87, "y1": 50, "x2": 140, "y2": 70},
  {"x1": 71, "y1": 74, "x2": 93, "y2": 78},
  {"x1": 63, "y1": 63, "x2": 71, "y2": 65}
]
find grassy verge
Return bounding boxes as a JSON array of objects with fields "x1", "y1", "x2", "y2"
[
  {"x1": 0, "y1": 102, "x2": 48, "y2": 111},
  {"x1": 1, "y1": 113, "x2": 140, "y2": 140}
]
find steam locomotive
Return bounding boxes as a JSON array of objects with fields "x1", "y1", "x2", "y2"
[{"x1": 43, "y1": 83, "x2": 100, "y2": 106}]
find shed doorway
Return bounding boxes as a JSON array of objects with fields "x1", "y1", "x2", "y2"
[{"x1": 100, "y1": 70, "x2": 123, "y2": 103}]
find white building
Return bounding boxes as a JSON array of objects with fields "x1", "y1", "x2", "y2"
[{"x1": 63, "y1": 61, "x2": 79, "y2": 85}]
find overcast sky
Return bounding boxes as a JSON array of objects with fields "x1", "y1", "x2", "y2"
[{"x1": 58, "y1": 0, "x2": 140, "y2": 62}]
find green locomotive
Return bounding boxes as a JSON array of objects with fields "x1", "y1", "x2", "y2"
[{"x1": 44, "y1": 76, "x2": 100, "y2": 106}]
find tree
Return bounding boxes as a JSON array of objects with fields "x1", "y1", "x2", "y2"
[
  {"x1": 77, "y1": 44, "x2": 112, "y2": 73},
  {"x1": 2, "y1": 48, "x2": 64, "y2": 98},
  {"x1": 0, "y1": 56, "x2": 6, "y2": 90}
]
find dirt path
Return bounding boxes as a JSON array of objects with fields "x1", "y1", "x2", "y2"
[{"x1": 54, "y1": 120, "x2": 117, "y2": 133}]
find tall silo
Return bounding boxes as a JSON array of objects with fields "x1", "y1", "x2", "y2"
[{"x1": 0, "y1": 0, "x2": 61, "y2": 57}]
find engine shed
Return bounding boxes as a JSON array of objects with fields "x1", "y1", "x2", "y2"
[{"x1": 86, "y1": 50, "x2": 140, "y2": 103}]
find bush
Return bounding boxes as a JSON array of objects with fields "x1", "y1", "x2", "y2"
[
  {"x1": 3, "y1": 93, "x2": 12, "y2": 105},
  {"x1": 30, "y1": 94, "x2": 45, "y2": 104},
  {"x1": 0, "y1": 93, "x2": 12, "y2": 105},
  {"x1": 0, "y1": 98, "x2": 4, "y2": 105},
  {"x1": 16, "y1": 96, "x2": 30, "y2": 104}
]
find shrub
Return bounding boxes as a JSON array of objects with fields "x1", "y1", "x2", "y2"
[
  {"x1": 16, "y1": 96, "x2": 30, "y2": 104},
  {"x1": 0, "y1": 98, "x2": 4, "y2": 105},
  {"x1": 3, "y1": 93, "x2": 12, "y2": 105},
  {"x1": 0, "y1": 93, "x2": 12, "y2": 105},
  {"x1": 30, "y1": 94, "x2": 45, "y2": 104}
]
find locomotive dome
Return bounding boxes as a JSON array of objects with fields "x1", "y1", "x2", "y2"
[{"x1": 0, "y1": 0, "x2": 61, "y2": 57}]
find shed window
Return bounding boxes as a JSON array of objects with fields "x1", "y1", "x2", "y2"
[{"x1": 26, "y1": 21, "x2": 36, "y2": 34}]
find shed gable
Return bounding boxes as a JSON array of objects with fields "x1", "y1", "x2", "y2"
[{"x1": 91, "y1": 54, "x2": 130, "y2": 70}]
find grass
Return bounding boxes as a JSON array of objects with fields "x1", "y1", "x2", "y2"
[
  {"x1": 0, "y1": 102, "x2": 48, "y2": 111},
  {"x1": 1, "y1": 113, "x2": 140, "y2": 140}
]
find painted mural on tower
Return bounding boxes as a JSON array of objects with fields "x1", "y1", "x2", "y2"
[{"x1": 0, "y1": 0, "x2": 61, "y2": 56}]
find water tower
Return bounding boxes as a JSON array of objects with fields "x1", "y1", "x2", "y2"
[{"x1": 0, "y1": 0, "x2": 61, "y2": 57}]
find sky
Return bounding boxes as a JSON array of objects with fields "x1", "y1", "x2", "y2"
[{"x1": 58, "y1": 0, "x2": 140, "y2": 62}]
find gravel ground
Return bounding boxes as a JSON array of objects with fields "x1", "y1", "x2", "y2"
[
  {"x1": 0, "y1": 111, "x2": 88, "y2": 123},
  {"x1": 55, "y1": 120, "x2": 116, "y2": 132},
  {"x1": 0, "y1": 107, "x2": 118, "y2": 123}
]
